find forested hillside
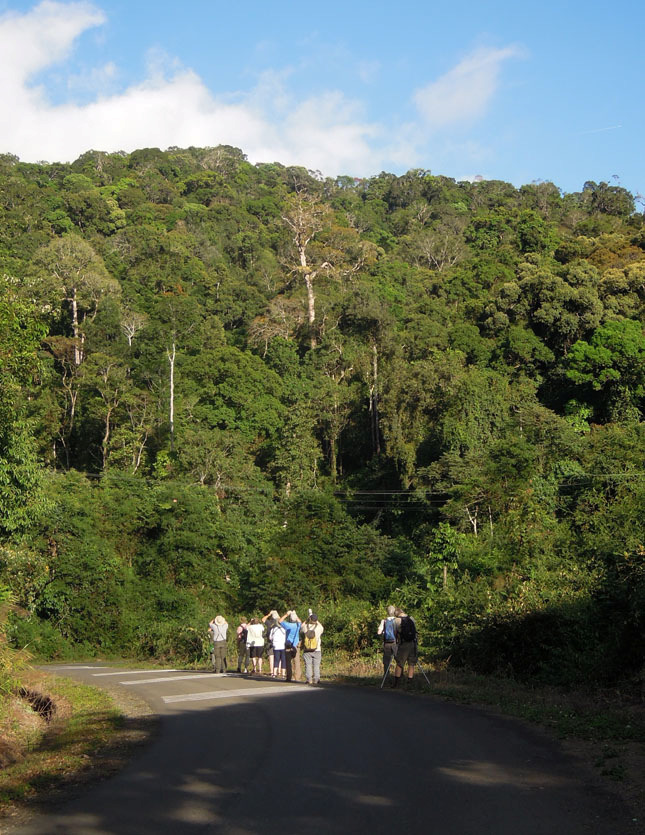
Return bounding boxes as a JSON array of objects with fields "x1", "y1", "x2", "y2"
[{"x1": 1, "y1": 146, "x2": 644, "y2": 686}]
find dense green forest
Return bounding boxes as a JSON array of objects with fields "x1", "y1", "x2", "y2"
[{"x1": 1, "y1": 146, "x2": 644, "y2": 687}]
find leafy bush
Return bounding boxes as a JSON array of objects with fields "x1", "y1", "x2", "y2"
[
  {"x1": 313, "y1": 599, "x2": 380, "y2": 655},
  {"x1": 133, "y1": 620, "x2": 208, "y2": 663},
  {"x1": 1, "y1": 586, "x2": 28, "y2": 700},
  {"x1": 8, "y1": 613, "x2": 90, "y2": 660}
]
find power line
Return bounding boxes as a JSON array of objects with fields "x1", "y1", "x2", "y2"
[
  {"x1": 333, "y1": 489, "x2": 451, "y2": 495},
  {"x1": 48, "y1": 469, "x2": 645, "y2": 501}
]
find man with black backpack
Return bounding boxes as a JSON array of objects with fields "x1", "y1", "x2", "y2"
[
  {"x1": 392, "y1": 607, "x2": 417, "y2": 687},
  {"x1": 377, "y1": 605, "x2": 398, "y2": 675}
]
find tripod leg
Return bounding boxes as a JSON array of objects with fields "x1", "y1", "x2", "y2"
[
  {"x1": 416, "y1": 659, "x2": 432, "y2": 687},
  {"x1": 380, "y1": 653, "x2": 393, "y2": 689}
]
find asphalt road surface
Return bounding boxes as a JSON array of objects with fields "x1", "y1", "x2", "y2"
[{"x1": 15, "y1": 664, "x2": 635, "y2": 834}]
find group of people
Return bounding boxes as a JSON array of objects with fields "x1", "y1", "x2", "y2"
[
  {"x1": 208, "y1": 609, "x2": 324, "y2": 685},
  {"x1": 208, "y1": 604, "x2": 418, "y2": 688},
  {"x1": 377, "y1": 605, "x2": 418, "y2": 687}
]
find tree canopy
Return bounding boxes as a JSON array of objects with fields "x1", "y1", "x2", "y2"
[{"x1": 1, "y1": 146, "x2": 644, "y2": 685}]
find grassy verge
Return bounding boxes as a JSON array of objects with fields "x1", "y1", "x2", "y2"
[{"x1": 0, "y1": 670, "x2": 157, "y2": 827}]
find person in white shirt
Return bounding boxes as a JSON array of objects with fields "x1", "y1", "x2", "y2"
[
  {"x1": 269, "y1": 619, "x2": 287, "y2": 678},
  {"x1": 245, "y1": 618, "x2": 265, "y2": 674},
  {"x1": 261, "y1": 609, "x2": 280, "y2": 674}
]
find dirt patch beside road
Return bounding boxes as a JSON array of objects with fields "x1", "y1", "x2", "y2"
[{"x1": 0, "y1": 670, "x2": 158, "y2": 832}]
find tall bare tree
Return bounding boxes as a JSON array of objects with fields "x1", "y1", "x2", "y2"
[
  {"x1": 33, "y1": 234, "x2": 120, "y2": 365},
  {"x1": 282, "y1": 192, "x2": 377, "y2": 348}
]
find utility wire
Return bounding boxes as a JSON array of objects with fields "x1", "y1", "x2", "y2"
[{"x1": 52, "y1": 469, "x2": 645, "y2": 501}]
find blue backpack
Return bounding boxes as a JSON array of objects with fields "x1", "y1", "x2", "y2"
[{"x1": 383, "y1": 618, "x2": 396, "y2": 642}]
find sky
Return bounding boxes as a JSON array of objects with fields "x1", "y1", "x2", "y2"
[{"x1": 0, "y1": 0, "x2": 642, "y2": 197}]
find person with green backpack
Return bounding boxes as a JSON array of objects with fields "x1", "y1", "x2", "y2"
[{"x1": 301, "y1": 611, "x2": 324, "y2": 685}]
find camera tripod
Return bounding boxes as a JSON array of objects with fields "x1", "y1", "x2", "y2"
[{"x1": 379, "y1": 647, "x2": 432, "y2": 689}]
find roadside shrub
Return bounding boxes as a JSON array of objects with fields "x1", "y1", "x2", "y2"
[
  {"x1": 445, "y1": 606, "x2": 596, "y2": 683},
  {"x1": 1, "y1": 587, "x2": 29, "y2": 700},
  {"x1": 7, "y1": 613, "x2": 89, "y2": 660},
  {"x1": 134, "y1": 620, "x2": 207, "y2": 663},
  {"x1": 313, "y1": 599, "x2": 379, "y2": 656}
]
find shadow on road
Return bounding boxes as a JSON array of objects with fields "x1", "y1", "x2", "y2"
[{"x1": 15, "y1": 681, "x2": 634, "y2": 835}]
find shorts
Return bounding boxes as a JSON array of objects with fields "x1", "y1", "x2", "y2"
[
  {"x1": 396, "y1": 640, "x2": 417, "y2": 667},
  {"x1": 249, "y1": 645, "x2": 264, "y2": 658},
  {"x1": 382, "y1": 641, "x2": 397, "y2": 662}
]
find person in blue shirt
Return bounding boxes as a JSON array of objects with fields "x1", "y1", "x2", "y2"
[
  {"x1": 377, "y1": 605, "x2": 398, "y2": 676},
  {"x1": 280, "y1": 609, "x2": 302, "y2": 682}
]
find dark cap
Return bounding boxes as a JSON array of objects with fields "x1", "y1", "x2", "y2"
[{"x1": 309, "y1": 613, "x2": 318, "y2": 622}]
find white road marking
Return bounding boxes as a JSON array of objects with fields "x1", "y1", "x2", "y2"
[
  {"x1": 163, "y1": 685, "x2": 312, "y2": 704},
  {"x1": 92, "y1": 669, "x2": 181, "y2": 677},
  {"x1": 122, "y1": 673, "x2": 226, "y2": 685}
]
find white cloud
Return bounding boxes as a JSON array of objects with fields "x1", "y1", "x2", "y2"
[
  {"x1": 0, "y1": 1, "x2": 381, "y2": 174},
  {"x1": 413, "y1": 46, "x2": 521, "y2": 129},
  {"x1": 0, "y1": 2, "x2": 521, "y2": 177},
  {"x1": 66, "y1": 60, "x2": 118, "y2": 95},
  {"x1": 0, "y1": 1, "x2": 104, "y2": 85}
]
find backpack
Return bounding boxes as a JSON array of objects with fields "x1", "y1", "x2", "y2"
[
  {"x1": 303, "y1": 627, "x2": 318, "y2": 652},
  {"x1": 238, "y1": 627, "x2": 248, "y2": 643},
  {"x1": 399, "y1": 615, "x2": 417, "y2": 643},
  {"x1": 383, "y1": 617, "x2": 396, "y2": 643}
]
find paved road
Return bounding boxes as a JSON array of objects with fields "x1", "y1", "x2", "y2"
[{"x1": 16, "y1": 664, "x2": 634, "y2": 834}]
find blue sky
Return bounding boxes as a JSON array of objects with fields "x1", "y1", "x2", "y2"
[{"x1": 0, "y1": 0, "x2": 642, "y2": 198}]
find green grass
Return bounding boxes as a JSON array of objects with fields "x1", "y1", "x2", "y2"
[{"x1": 0, "y1": 671, "x2": 155, "y2": 819}]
